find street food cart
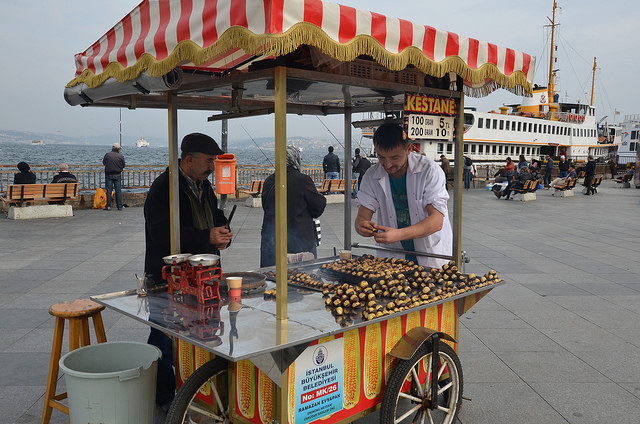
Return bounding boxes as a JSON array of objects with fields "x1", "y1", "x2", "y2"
[{"x1": 64, "y1": 1, "x2": 535, "y2": 423}]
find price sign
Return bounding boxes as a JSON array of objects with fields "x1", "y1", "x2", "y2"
[{"x1": 406, "y1": 114, "x2": 454, "y2": 141}]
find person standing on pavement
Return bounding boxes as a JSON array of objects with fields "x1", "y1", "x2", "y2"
[
  {"x1": 558, "y1": 155, "x2": 569, "y2": 178},
  {"x1": 544, "y1": 155, "x2": 554, "y2": 187},
  {"x1": 102, "y1": 143, "x2": 125, "y2": 210},
  {"x1": 260, "y1": 146, "x2": 326, "y2": 267},
  {"x1": 354, "y1": 123, "x2": 452, "y2": 268},
  {"x1": 323, "y1": 146, "x2": 340, "y2": 180},
  {"x1": 357, "y1": 153, "x2": 372, "y2": 190},
  {"x1": 462, "y1": 155, "x2": 472, "y2": 190},
  {"x1": 583, "y1": 155, "x2": 596, "y2": 195},
  {"x1": 143, "y1": 132, "x2": 233, "y2": 412},
  {"x1": 352, "y1": 148, "x2": 363, "y2": 198},
  {"x1": 608, "y1": 157, "x2": 617, "y2": 179}
]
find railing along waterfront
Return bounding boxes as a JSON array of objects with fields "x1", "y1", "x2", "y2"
[
  {"x1": 0, "y1": 164, "x2": 327, "y2": 194},
  {"x1": 1, "y1": 162, "x2": 614, "y2": 194}
]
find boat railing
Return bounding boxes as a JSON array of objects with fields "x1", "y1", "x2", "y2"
[{"x1": 0, "y1": 164, "x2": 328, "y2": 194}]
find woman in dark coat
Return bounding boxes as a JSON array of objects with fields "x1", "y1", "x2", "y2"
[
  {"x1": 260, "y1": 146, "x2": 327, "y2": 267},
  {"x1": 14, "y1": 162, "x2": 36, "y2": 184}
]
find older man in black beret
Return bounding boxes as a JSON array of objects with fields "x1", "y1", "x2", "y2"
[{"x1": 143, "y1": 132, "x2": 233, "y2": 412}]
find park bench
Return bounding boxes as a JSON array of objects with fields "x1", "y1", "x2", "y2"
[
  {"x1": 551, "y1": 177, "x2": 577, "y2": 197},
  {"x1": 511, "y1": 179, "x2": 538, "y2": 201},
  {"x1": 317, "y1": 179, "x2": 337, "y2": 194},
  {"x1": 239, "y1": 180, "x2": 263, "y2": 197},
  {"x1": 589, "y1": 176, "x2": 602, "y2": 194},
  {"x1": 615, "y1": 173, "x2": 633, "y2": 188},
  {"x1": 1, "y1": 183, "x2": 78, "y2": 206},
  {"x1": 1, "y1": 183, "x2": 78, "y2": 219},
  {"x1": 334, "y1": 179, "x2": 357, "y2": 194}
]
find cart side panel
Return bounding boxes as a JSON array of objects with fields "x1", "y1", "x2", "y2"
[{"x1": 178, "y1": 301, "x2": 461, "y2": 424}]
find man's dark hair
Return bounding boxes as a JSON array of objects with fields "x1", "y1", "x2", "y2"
[
  {"x1": 355, "y1": 148, "x2": 360, "y2": 155},
  {"x1": 373, "y1": 123, "x2": 407, "y2": 151},
  {"x1": 328, "y1": 146, "x2": 334, "y2": 153}
]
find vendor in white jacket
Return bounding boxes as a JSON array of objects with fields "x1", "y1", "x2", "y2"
[{"x1": 355, "y1": 123, "x2": 452, "y2": 268}]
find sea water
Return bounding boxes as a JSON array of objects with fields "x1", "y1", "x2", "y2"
[{"x1": 0, "y1": 143, "x2": 341, "y2": 167}]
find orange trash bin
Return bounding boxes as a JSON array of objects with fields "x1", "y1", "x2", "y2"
[{"x1": 214, "y1": 153, "x2": 236, "y2": 194}]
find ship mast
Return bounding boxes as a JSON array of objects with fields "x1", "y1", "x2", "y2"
[
  {"x1": 590, "y1": 57, "x2": 596, "y2": 106},
  {"x1": 547, "y1": 0, "x2": 558, "y2": 103}
]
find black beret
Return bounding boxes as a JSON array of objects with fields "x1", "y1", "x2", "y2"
[{"x1": 181, "y1": 133, "x2": 224, "y2": 155}]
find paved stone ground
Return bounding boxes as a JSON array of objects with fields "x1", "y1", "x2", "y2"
[{"x1": 2, "y1": 180, "x2": 640, "y2": 424}]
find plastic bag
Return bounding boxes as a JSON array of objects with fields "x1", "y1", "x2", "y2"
[{"x1": 93, "y1": 188, "x2": 107, "y2": 209}]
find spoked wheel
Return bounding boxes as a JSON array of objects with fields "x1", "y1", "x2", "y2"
[
  {"x1": 165, "y1": 357, "x2": 230, "y2": 424},
  {"x1": 380, "y1": 340, "x2": 463, "y2": 424}
]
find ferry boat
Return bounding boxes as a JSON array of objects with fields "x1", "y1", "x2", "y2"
[
  {"x1": 136, "y1": 137, "x2": 150, "y2": 148},
  {"x1": 31, "y1": 139, "x2": 44, "y2": 146},
  {"x1": 354, "y1": 1, "x2": 617, "y2": 166}
]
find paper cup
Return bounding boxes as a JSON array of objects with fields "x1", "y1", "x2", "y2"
[
  {"x1": 227, "y1": 276, "x2": 243, "y2": 301},
  {"x1": 339, "y1": 250, "x2": 351, "y2": 260}
]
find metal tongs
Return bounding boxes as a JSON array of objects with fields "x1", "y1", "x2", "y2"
[{"x1": 225, "y1": 204, "x2": 237, "y2": 230}]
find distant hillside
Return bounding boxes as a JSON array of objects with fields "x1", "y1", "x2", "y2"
[{"x1": 0, "y1": 129, "x2": 345, "y2": 150}]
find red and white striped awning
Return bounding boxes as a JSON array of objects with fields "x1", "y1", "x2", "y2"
[{"x1": 67, "y1": 0, "x2": 535, "y2": 97}]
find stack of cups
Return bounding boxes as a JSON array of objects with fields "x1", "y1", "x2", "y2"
[{"x1": 227, "y1": 276, "x2": 243, "y2": 302}]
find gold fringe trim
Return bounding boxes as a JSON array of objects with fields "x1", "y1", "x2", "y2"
[{"x1": 67, "y1": 22, "x2": 532, "y2": 96}]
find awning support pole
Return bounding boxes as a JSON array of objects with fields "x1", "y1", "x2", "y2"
[
  {"x1": 344, "y1": 105, "x2": 352, "y2": 250},
  {"x1": 274, "y1": 66, "x2": 289, "y2": 424},
  {"x1": 168, "y1": 92, "x2": 180, "y2": 254},
  {"x1": 452, "y1": 81, "x2": 464, "y2": 266}
]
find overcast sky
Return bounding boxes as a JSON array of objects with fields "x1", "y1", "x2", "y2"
[{"x1": 1, "y1": 0, "x2": 637, "y2": 146}]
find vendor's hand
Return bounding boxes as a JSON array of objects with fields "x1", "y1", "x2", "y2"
[
  {"x1": 372, "y1": 225, "x2": 403, "y2": 244},
  {"x1": 209, "y1": 226, "x2": 233, "y2": 249},
  {"x1": 356, "y1": 220, "x2": 378, "y2": 237}
]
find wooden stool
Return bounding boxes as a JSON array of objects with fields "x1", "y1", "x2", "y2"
[{"x1": 41, "y1": 298, "x2": 107, "y2": 424}]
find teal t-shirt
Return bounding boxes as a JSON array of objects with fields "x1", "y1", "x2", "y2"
[{"x1": 388, "y1": 173, "x2": 418, "y2": 263}]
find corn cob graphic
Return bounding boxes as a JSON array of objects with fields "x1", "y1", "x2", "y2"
[
  {"x1": 258, "y1": 370, "x2": 273, "y2": 424},
  {"x1": 384, "y1": 316, "x2": 402, "y2": 382},
  {"x1": 195, "y1": 347, "x2": 211, "y2": 396},
  {"x1": 178, "y1": 340, "x2": 193, "y2": 383},
  {"x1": 363, "y1": 323, "x2": 382, "y2": 399},
  {"x1": 405, "y1": 310, "x2": 420, "y2": 333},
  {"x1": 342, "y1": 329, "x2": 361, "y2": 409},
  {"x1": 287, "y1": 363, "x2": 295, "y2": 424},
  {"x1": 236, "y1": 360, "x2": 255, "y2": 419}
]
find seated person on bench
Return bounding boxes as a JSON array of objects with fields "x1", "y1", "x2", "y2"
[
  {"x1": 494, "y1": 166, "x2": 535, "y2": 200},
  {"x1": 14, "y1": 161, "x2": 36, "y2": 184},
  {"x1": 549, "y1": 165, "x2": 577, "y2": 189},
  {"x1": 493, "y1": 168, "x2": 508, "y2": 183},
  {"x1": 615, "y1": 168, "x2": 634, "y2": 183}
]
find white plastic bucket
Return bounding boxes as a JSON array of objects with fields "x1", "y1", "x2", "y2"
[{"x1": 59, "y1": 341, "x2": 162, "y2": 424}]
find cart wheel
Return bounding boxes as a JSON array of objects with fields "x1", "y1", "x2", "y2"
[
  {"x1": 166, "y1": 357, "x2": 230, "y2": 424},
  {"x1": 380, "y1": 341, "x2": 462, "y2": 424}
]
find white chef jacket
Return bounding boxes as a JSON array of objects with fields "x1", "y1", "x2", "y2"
[{"x1": 357, "y1": 152, "x2": 453, "y2": 268}]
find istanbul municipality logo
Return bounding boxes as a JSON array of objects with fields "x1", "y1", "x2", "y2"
[{"x1": 313, "y1": 346, "x2": 328, "y2": 366}]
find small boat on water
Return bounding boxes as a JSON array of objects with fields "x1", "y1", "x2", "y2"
[
  {"x1": 136, "y1": 137, "x2": 150, "y2": 148},
  {"x1": 32, "y1": 140, "x2": 44, "y2": 146}
]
